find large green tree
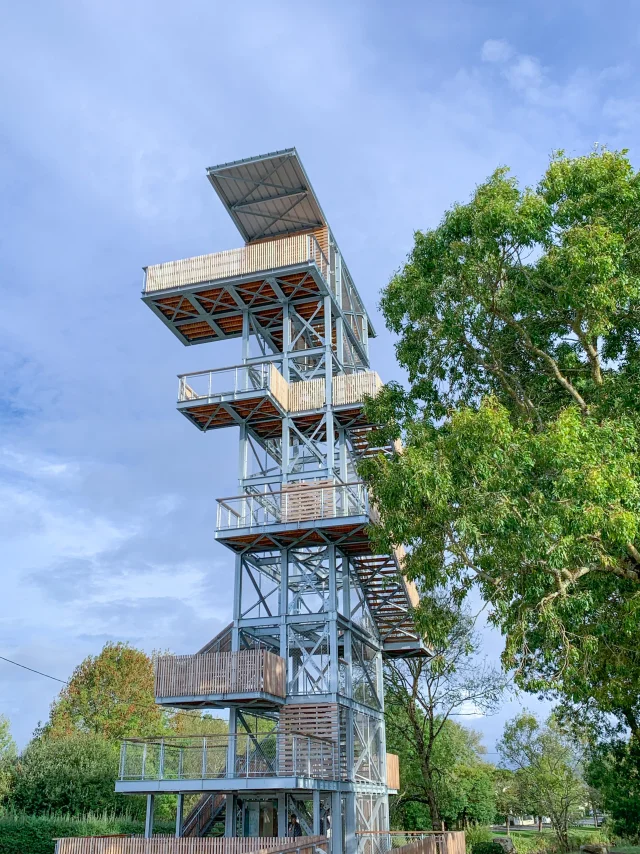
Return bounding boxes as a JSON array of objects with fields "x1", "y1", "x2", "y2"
[
  {"x1": 585, "y1": 737, "x2": 640, "y2": 836},
  {"x1": 362, "y1": 148, "x2": 640, "y2": 733},
  {"x1": 44, "y1": 642, "x2": 169, "y2": 741}
]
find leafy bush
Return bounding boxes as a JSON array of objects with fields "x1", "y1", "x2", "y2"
[
  {"x1": 470, "y1": 843, "x2": 503, "y2": 854},
  {"x1": 465, "y1": 825, "x2": 494, "y2": 853},
  {"x1": 8, "y1": 733, "x2": 144, "y2": 818},
  {"x1": 0, "y1": 809, "x2": 174, "y2": 854}
]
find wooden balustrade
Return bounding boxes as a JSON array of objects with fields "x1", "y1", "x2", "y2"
[
  {"x1": 56, "y1": 835, "x2": 329, "y2": 854},
  {"x1": 154, "y1": 650, "x2": 286, "y2": 700},
  {"x1": 386, "y1": 753, "x2": 400, "y2": 790},
  {"x1": 145, "y1": 231, "x2": 326, "y2": 294}
]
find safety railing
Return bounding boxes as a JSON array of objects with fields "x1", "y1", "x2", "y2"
[
  {"x1": 356, "y1": 832, "x2": 466, "y2": 854},
  {"x1": 178, "y1": 366, "x2": 381, "y2": 415},
  {"x1": 178, "y1": 361, "x2": 286, "y2": 406},
  {"x1": 216, "y1": 481, "x2": 369, "y2": 531},
  {"x1": 119, "y1": 731, "x2": 338, "y2": 782},
  {"x1": 154, "y1": 649, "x2": 286, "y2": 701},
  {"x1": 144, "y1": 232, "x2": 329, "y2": 294}
]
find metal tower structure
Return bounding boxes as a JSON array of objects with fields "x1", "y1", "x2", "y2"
[{"x1": 117, "y1": 149, "x2": 426, "y2": 853}]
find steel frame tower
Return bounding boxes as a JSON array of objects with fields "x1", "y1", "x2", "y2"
[{"x1": 117, "y1": 150, "x2": 426, "y2": 853}]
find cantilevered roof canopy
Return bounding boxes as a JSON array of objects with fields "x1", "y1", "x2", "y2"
[{"x1": 206, "y1": 148, "x2": 327, "y2": 243}]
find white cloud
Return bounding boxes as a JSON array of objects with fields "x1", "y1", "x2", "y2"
[{"x1": 481, "y1": 39, "x2": 514, "y2": 64}]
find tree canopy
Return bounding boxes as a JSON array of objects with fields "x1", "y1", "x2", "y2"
[
  {"x1": 362, "y1": 148, "x2": 640, "y2": 733},
  {"x1": 44, "y1": 642, "x2": 168, "y2": 741},
  {"x1": 498, "y1": 713, "x2": 587, "y2": 850},
  {"x1": 385, "y1": 598, "x2": 503, "y2": 828},
  {"x1": 9, "y1": 732, "x2": 135, "y2": 816}
]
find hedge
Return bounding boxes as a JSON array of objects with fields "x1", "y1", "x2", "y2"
[{"x1": 0, "y1": 810, "x2": 175, "y2": 854}]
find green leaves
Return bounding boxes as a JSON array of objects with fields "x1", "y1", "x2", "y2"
[{"x1": 363, "y1": 147, "x2": 640, "y2": 736}]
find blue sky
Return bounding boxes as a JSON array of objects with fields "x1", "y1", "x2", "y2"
[{"x1": 1, "y1": 0, "x2": 639, "y2": 752}]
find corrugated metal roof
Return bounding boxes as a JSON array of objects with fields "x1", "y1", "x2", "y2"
[{"x1": 206, "y1": 148, "x2": 327, "y2": 243}]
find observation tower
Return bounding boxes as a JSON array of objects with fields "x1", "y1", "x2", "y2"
[{"x1": 117, "y1": 149, "x2": 427, "y2": 853}]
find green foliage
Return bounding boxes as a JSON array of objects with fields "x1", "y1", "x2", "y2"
[
  {"x1": 586, "y1": 738, "x2": 640, "y2": 836},
  {"x1": 386, "y1": 599, "x2": 502, "y2": 829},
  {"x1": 498, "y1": 714, "x2": 588, "y2": 851},
  {"x1": 44, "y1": 642, "x2": 169, "y2": 741},
  {"x1": 362, "y1": 147, "x2": 640, "y2": 736},
  {"x1": 0, "y1": 716, "x2": 16, "y2": 803},
  {"x1": 470, "y1": 843, "x2": 503, "y2": 854},
  {"x1": 464, "y1": 825, "x2": 494, "y2": 852},
  {"x1": 0, "y1": 809, "x2": 174, "y2": 854},
  {"x1": 8, "y1": 732, "x2": 143, "y2": 817}
]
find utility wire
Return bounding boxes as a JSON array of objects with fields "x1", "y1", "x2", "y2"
[
  {"x1": 0, "y1": 653, "x2": 211, "y2": 722},
  {"x1": 0, "y1": 655, "x2": 67, "y2": 683}
]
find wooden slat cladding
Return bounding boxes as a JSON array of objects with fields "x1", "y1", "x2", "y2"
[
  {"x1": 145, "y1": 233, "x2": 319, "y2": 294},
  {"x1": 386, "y1": 753, "x2": 400, "y2": 789},
  {"x1": 279, "y1": 704, "x2": 339, "y2": 741},
  {"x1": 154, "y1": 650, "x2": 286, "y2": 700},
  {"x1": 278, "y1": 704, "x2": 340, "y2": 780},
  {"x1": 391, "y1": 833, "x2": 466, "y2": 854},
  {"x1": 332, "y1": 372, "x2": 382, "y2": 407},
  {"x1": 288, "y1": 379, "x2": 324, "y2": 413},
  {"x1": 56, "y1": 835, "x2": 328, "y2": 854},
  {"x1": 269, "y1": 364, "x2": 289, "y2": 411},
  {"x1": 280, "y1": 481, "x2": 334, "y2": 523}
]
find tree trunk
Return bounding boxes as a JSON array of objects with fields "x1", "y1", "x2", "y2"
[
  {"x1": 506, "y1": 815, "x2": 510, "y2": 837},
  {"x1": 537, "y1": 816, "x2": 542, "y2": 832}
]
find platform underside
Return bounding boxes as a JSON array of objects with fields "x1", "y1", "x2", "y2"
[
  {"x1": 179, "y1": 396, "x2": 377, "y2": 439},
  {"x1": 155, "y1": 690, "x2": 285, "y2": 711},
  {"x1": 116, "y1": 777, "x2": 387, "y2": 795},
  {"x1": 215, "y1": 516, "x2": 373, "y2": 556},
  {"x1": 144, "y1": 265, "x2": 326, "y2": 347}
]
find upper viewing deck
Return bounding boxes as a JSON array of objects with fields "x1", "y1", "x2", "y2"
[{"x1": 142, "y1": 150, "x2": 373, "y2": 363}]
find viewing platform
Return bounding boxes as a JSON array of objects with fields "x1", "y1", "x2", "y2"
[
  {"x1": 154, "y1": 649, "x2": 286, "y2": 710},
  {"x1": 215, "y1": 481, "x2": 372, "y2": 555},
  {"x1": 177, "y1": 366, "x2": 382, "y2": 437},
  {"x1": 142, "y1": 229, "x2": 369, "y2": 367},
  {"x1": 116, "y1": 731, "x2": 341, "y2": 795}
]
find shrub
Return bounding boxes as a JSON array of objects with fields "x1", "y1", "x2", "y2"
[
  {"x1": 465, "y1": 825, "x2": 494, "y2": 853},
  {"x1": 8, "y1": 732, "x2": 143, "y2": 817},
  {"x1": 0, "y1": 809, "x2": 174, "y2": 854},
  {"x1": 471, "y1": 843, "x2": 503, "y2": 854}
]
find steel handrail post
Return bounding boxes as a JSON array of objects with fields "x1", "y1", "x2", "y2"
[
  {"x1": 141, "y1": 742, "x2": 147, "y2": 780},
  {"x1": 178, "y1": 746, "x2": 183, "y2": 780},
  {"x1": 159, "y1": 738, "x2": 165, "y2": 780},
  {"x1": 307, "y1": 737, "x2": 311, "y2": 777},
  {"x1": 245, "y1": 732, "x2": 250, "y2": 777},
  {"x1": 119, "y1": 741, "x2": 125, "y2": 779},
  {"x1": 202, "y1": 737, "x2": 207, "y2": 778}
]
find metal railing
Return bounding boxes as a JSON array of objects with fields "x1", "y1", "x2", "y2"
[
  {"x1": 144, "y1": 232, "x2": 329, "y2": 294},
  {"x1": 216, "y1": 481, "x2": 369, "y2": 531},
  {"x1": 178, "y1": 362, "x2": 276, "y2": 402},
  {"x1": 119, "y1": 731, "x2": 338, "y2": 782}
]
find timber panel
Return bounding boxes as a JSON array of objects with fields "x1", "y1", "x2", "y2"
[
  {"x1": 280, "y1": 481, "x2": 335, "y2": 522},
  {"x1": 56, "y1": 835, "x2": 329, "y2": 854},
  {"x1": 278, "y1": 704, "x2": 340, "y2": 780},
  {"x1": 154, "y1": 651, "x2": 286, "y2": 701},
  {"x1": 385, "y1": 753, "x2": 399, "y2": 790}
]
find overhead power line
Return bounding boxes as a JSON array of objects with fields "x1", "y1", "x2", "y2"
[
  {"x1": 0, "y1": 653, "x2": 210, "y2": 722},
  {"x1": 0, "y1": 655, "x2": 67, "y2": 683}
]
